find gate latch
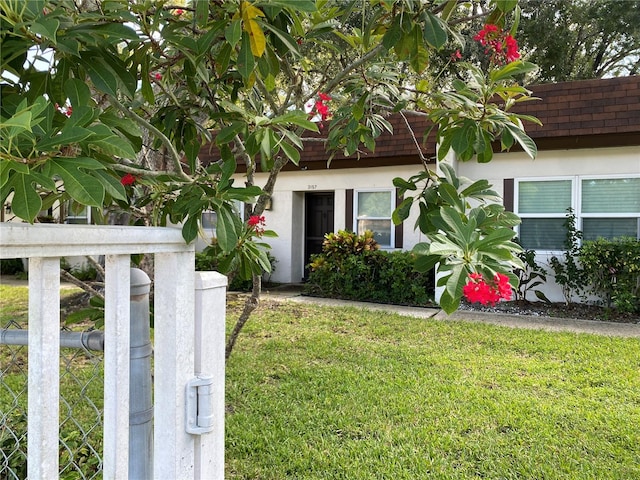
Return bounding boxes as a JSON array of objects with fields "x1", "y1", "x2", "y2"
[{"x1": 186, "y1": 375, "x2": 215, "y2": 435}]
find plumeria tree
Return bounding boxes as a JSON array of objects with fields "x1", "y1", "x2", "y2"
[{"x1": 1, "y1": 0, "x2": 538, "y2": 354}]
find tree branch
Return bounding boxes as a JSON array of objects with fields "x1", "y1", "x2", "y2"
[{"x1": 109, "y1": 96, "x2": 192, "y2": 182}]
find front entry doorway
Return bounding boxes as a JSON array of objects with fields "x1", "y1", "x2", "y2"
[{"x1": 304, "y1": 192, "x2": 334, "y2": 279}]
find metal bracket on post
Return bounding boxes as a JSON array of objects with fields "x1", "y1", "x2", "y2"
[{"x1": 186, "y1": 375, "x2": 215, "y2": 435}]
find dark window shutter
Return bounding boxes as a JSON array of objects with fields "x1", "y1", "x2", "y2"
[
  {"x1": 503, "y1": 179, "x2": 514, "y2": 212},
  {"x1": 395, "y1": 188, "x2": 403, "y2": 249},
  {"x1": 345, "y1": 189, "x2": 353, "y2": 231}
]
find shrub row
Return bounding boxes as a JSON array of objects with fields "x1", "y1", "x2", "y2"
[
  {"x1": 580, "y1": 237, "x2": 640, "y2": 313},
  {"x1": 304, "y1": 230, "x2": 435, "y2": 306}
]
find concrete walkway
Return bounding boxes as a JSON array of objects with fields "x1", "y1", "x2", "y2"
[
  {"x1": 262, "y1": 287, "x2": 640, "y2": 339},
  {"x1": 3, "y1": 276, "x2": 637, "y2": 338}
]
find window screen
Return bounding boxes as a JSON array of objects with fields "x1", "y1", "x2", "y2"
[
  {"x1": 518, "y1": 180, "x2": 571, "y2": 213},
  {"x1": 356, "y1": 191, "x2": 393, "y2": 247}
]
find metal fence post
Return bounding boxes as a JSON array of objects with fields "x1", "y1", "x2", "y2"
[{"x1": 129, "y1": 268, "x2": 153, "y2": 479}]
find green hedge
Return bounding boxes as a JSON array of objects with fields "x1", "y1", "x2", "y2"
[
  {"x1": 579, "y1": 237, "x2": 640, "y2": 313},
  {"x1": 304, "y1": 231, "x2": 435, "y2": 306}
]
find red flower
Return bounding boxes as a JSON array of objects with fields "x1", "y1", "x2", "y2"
[
  {"x1": 463, "y1": 272, "x2": 512, "y2": 306},
  {"x1": 451, "y1": 49, "x2": 462, "y2": 62},
  {"x1": 120, "y1": 173, "x2": 136, "y2": 186},
  {"x1": 174, "y1": 8, "x2": 184, "y2": 15},
  {"x1": 248, "y1": 215, "x2": 266, "y2": 236},
  {"x1": 318, "y1": 92, "x2": 332, "y2": 102},
  {"x1": 151, "y1": 72, "x2": 162, "y2": 81},
  {"x1": 474, "y1": 24, "x2": 520, "y2": 65}
]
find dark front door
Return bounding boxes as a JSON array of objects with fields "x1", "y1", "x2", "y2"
[{"x1": 304, "y1": 192, "x2": 334, "y2": 278}]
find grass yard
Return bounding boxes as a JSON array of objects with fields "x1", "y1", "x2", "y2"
[{"x1": 225, "y1": 299, "x2": 640, "y2": 480}]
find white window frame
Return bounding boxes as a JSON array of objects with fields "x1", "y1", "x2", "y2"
[
  {"x1": 353, "y1": 188, "x2": 395, "y2": 249},
  {"x1": 64, "y1": 203, "x2": 91, "y2": 224},
  {"x1": 515, "y1": 174, "x2": 640, "y2": 252}
]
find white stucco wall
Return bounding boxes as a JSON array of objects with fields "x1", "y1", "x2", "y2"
[
  {"x1": 237, "y1": 145, "x2": 639, "y2": 295},
  {"x1": 233, "y1": 164, "x2": 431, "y2": 283},
  {"x1": 456, "y1": 145, "x2": 640, "y2": 303}
]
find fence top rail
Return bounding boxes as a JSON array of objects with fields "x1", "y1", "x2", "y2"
[{"x1": 0, "y1": 223, "x2": 194, "y2": 259}]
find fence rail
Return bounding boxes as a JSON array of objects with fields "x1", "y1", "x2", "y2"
[{"x1": 0, "y1": 223, "x2": 226, "y2": 479}]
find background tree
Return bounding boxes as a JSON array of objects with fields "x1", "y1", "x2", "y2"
[
  {"x1": 516, "y1": 0, "x2": 639, "y2": 82},
  {"x1": 1, "y1": 0, "x2": 538, "y2": 355}
]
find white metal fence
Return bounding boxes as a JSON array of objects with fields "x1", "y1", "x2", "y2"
[{"x1": 0, "y1": 223, "x2": 226, "y2": 479}]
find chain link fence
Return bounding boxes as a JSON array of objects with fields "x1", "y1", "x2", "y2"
[{"x1": 1, "y1": 320, "x2": 105, "y2": 479}]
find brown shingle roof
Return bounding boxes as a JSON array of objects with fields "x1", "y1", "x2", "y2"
[
  {"x1": 513, "y1": 75, "x2": 640, "y2": 149},
  {"x1": 199, "y1": 76, "x2": 640, "y2": 171}
]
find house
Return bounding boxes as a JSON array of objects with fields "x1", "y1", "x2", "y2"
[{"x1": 214, "y1": 75, "x2": 640, "y2": 302}]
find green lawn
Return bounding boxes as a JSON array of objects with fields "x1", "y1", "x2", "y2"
[
  {"x1": 226, "y1": 299, "x2": 640, "y2": 479},
  {"x1": 2, "y1": 285, "x2": 639, "y2": 479}
]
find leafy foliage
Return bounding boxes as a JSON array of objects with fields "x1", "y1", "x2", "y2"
[
  {"x1": 1, "y1": 0, "x2": 537, "y2": 314},
  {"x1": 513, "y1": 244, "x2": 549, "y2": 302},
  {"x1": 549, "y1": 208, "x2": 587, "y2": 305},
  {"x1": 305, "y1": 231, "x2": 434, "y2": 306},
  {"x1": 580, "y1": 237, "x2": 640, "y2": 314},
  {"x1": 394, "y1": 163, "x2": 523, "y2": 313},
  {"x1": 518, "y1": 0, "x2": 640, "y2": 81}
]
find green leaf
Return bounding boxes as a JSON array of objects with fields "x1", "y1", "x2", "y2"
[
  {"x1": 47, "y1": 158, "x2": 105, "y2": 207},
  {"x1": 504, "y1": 123, "x2": 538, "y2": 159},
  {"x1": 195, "y1": 0, "x2": 209, "y2": 28},
  {"x1": 64, "y1": 78, "x2": 92, "y2": 108},
  {"x1": 392, "y1": 197, "x2": 413, "y2": 225},
  {"x1": 439, "y1": 182, "x2": 465, "y2": 212},
  {"x1": 262, "y1": 23, "x2": 301, "y2": 57},
  {"x1": 279, "y1": 140, "x2": 300, "y2": 165},
  {"x1": 237, "y1": 33, "x2": 255, "y2": 82},
  {"x1": 422, "y1": 12, "x2": 447, "y2": 49},
  {"x1": 255, "y1": 0, "x2": 316, "y2": 11},
  {"x1": 1, "y1": 110, "x2": 32, "y2": 137},
  {"x1": 5, "y1": 172, "x2": 42, "y2": 222},
  {"x1": 272, "y1": 111, "x2": 319, "y2": 131},
  {"x1": 382, "y1": 16, "x2": 402, "y2": 50},
  {"x1": 216, "y1": 122, "x2": 245, "y2": 144},
  {"x1": 490, "y1": 61, "x2": 538, "y2": 83},
  {"x1": 414, "y1": 253, "x2": 439, "y2": 273},
  {"x1": 495, "y1": 0, "x2": 519, "y2": 12},
  {"x1": 31, "y1": 17, "x2": 60, "y2": 44},
  {"x1": 439, "y1": 207, "x2": 471, "y2": 244},
  {"x1": 225, "y1": 19, "x2": 242, "y2": 48},
  {"x1": 439, "y1": 287, "x2": 461, "y2": 314},
  {"x1": 182, "y1": 215, "x2": 200, "y2": 244},
  {"x1": 475, "y1": 227, "x2": 518, "y2": 251},
  {"x1": 82, "y1": 57, "x2": 118, "y2": 97},
  {"x1": 87, "y1": 125, "x2": 137, "y2": 159},
  {"x1": 93, "y1": 170, "x2": 127, "y2": 201},
  {"x1": 216, "y1": 204, "x2": 240, "y2": 252},
  {"x1": 37, "y1": 126, "x2": 94, "y2": 150}
]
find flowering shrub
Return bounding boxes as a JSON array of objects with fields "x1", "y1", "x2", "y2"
[
  {"x1": 463, "y1": 273, "x2": 512, "y2": 306},
  {"x1": 474, "y1": 24, "x2": 520, "y2": 65}
]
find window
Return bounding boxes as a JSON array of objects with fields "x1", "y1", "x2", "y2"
[
  {"x1": 64, "y1": 202, "x2": 90, "y2": 224},
  {"x1": 515, "y1": 176, "x2": 640, "y2": 250},
  {"x1": 355, "y1": 190, "x2": 394, "y2": 247}
]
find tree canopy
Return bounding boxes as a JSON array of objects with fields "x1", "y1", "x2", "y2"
[
  {"x1": 517, "y1": 0, "x2": 640, "y2": 82},
  {"x1": 1, "y1": 0, "x2": 540, "y2": 316}
]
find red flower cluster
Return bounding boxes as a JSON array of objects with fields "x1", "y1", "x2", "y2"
[
  {"x1": 248, "y1": 215, "x2": 266, "y2": 235},
  {"x1": 174, "y1": 8, "x2": 184, "y2": 15},
  {"x1": 55, "y1": 103, "x2": 72, "y2": 118},
  {"x1": 474, "y1": 24, "x2": 520, "y2": 64},
  {"x1": 151, "y1": 72, "x2": 162, "y2": 81},
  {"x1": 120, "y1": 173, "x2": 137, "y2": 186},
  {"x1": 313, "y1": 92, "x2": 332, "y2": 122},
  {"x1": 462, "y1": 272, "x2": 512, "y2": 306}
]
